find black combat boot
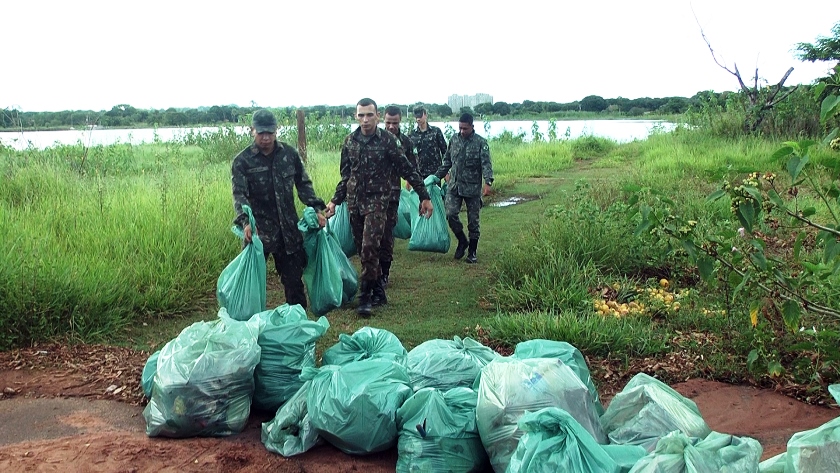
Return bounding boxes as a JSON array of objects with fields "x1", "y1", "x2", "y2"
[
  {"x1": 466, "y1": 239, "x2": 479, "y2": 264},
  {"x1": 380, "y1": 260, "x2": 391, "y2": 287},
  {"x1": 357, "y1": 280, "x2": 373, "y2": 317},
  {"x1": 453, "y1": 231, "x2": 469, "y2": 260},
  {"x1": 371, "y1": 277, "x2": 388, "y2": 307}
]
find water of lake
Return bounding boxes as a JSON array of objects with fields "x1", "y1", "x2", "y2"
[{"x1": 0, "y1": 119, "x2": 674, "y2": 151}]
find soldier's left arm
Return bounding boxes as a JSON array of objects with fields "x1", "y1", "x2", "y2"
[{"x1": 480, "y1": 138, "x2": 494, "y2": 186}]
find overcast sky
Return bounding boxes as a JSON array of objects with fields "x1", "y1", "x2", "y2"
[{"x1": 3, "y1": 0, "x2": 837, "y2": 112}]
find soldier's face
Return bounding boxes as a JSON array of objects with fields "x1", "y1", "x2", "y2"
[
  {"x1": 459, "y1": 122, "x2": 474, "y2": 138},
  {"x1": 356, "y1": 104, "x2": 379, "y2": 135},
  {"x1": 414, "y1": 113, "x2": 427, "y2": 127},
  {"x1": 253, "y1": 131, "x2": 276, "y2": 154},
  {"x1": 384, "y1": 113, "x2": 401, "y2": 135}
]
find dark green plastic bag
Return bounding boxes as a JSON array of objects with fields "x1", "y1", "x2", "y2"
[
  {"x1": 261, "y1": 380, "x2": 323, "y2": 456},
  {"x1": 326, "y1": 201, "x2": 356, "y2": 257},
  {"x1": 513, "y1": 339, "x2": 604, "y2": 415},
  {"x1": 396, "y1": 387, "x2": 489, "y2": 473},
  {"x1": 407, "y1": 336, "x2": 499, "y2": 391},
  {"x1": 630, "y1": 430, "x2": 762, "y2": 472},
  {"x1": 299, "y1": 207, "x2": 358, "y2": 316},
  {"x1": 393, "y1": 188, "x2": 413, "y2": 240},
  {"x1": 408, "y1": 181, "x2": 450, "y2": 253},
  {"x1": 507, "y1": 407, "x2": 642, "y2": 473},
  {"x1": 216, "y1": 205, "x2": 267, "y2": 321},
  {"x1": 323, "y1": 326, "x2": 408, "y2": 366},
  {"x1": 304, "y1": 358, "x2": 413, "y2": 455},
  {"x1": 251, "y1": 304, "x2": 330, "y2": 412},
  {"x1": 141, "y1": 350, "x2": 160, "y2": 398},
  {"x1": 476, "y1": 357, "x2": 607, "y2": 472},
  {"x1": 601, "y1": 373, "x2": 711, "y2": 453},
  {"x1": 143, "y1": 316, "x2": 261, "y2": 438}
]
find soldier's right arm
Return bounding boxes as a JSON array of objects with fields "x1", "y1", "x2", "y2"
[
  {"x1": 231, "y1": 158, "x2": 250, "y2": 228},
  {"x1": 331, "y1": 138, "x2": 351, "y2": 205}
]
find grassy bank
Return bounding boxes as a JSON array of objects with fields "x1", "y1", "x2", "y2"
[{"x1": 2, "y1": 124, "x2": 838, "y2": 398}]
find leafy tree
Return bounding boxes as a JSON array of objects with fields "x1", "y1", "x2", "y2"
[
  {"x1": 492, "y1": 101, "x2": 511, "y2": 116},
  {"x1": 795, "y1": 21, "x2": 840, "y2": 63},
  {"x1": 580, "y1": 95, "x2": 608, "y2": 112},
  {"x1": 459, "y1": 106, "x2": 474, "y2": 116},
  {"x1": 434, "y1": 104, "x2": 452, "y2": 117},
  {"x1": 474, "y1": 102, "x2": 494, "y2": 116}
]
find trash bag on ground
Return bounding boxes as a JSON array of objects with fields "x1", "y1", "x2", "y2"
[
  {"x1": 216, "y1": 204, "x2": 267, "y2": 321},
  {"x1": 250, "y1": 304, "x2": 330, "y2": 412},
  {"x1": 299, "y1": 207, "x2": 358, "y2": 316},
  {"x1": 141, "y1": 350, "x2": 160, "y2": 398},
  {"x1": 507, "y1": 407, "x2": 646, "y2": 473},
  {"x1": 628, "y1": 430, "x2": 762, "y2": 473},
  {"x1": 408, "y1": 182, "x2": 450, "y2": 253},
  {"x1": 759, "y1": 383, "x2": 840, "y2": 472},
  {"x1": 513, "y1": 338, "x2": 604, "y2": 415},
  {"x1": 407, "y1": 336, "x2": 500, "y2": 391},
  {"x1": 261, "y1": 380, "x2": 323, "y2": 456},
  {"x1": 326, "y1": 201, "x2": 356, "y2": 257},
  {"x1": 393, "y1": 188, "x2": 413, "y2": 240},
  {"x1": 396, "y1": 387, "x2": 489, "y2": 473},
  {"x1": 475, "y1": 357, "x2": 607, "y2": 472},
  {"x1": 143, "y1": 317, "x2": 261, "y2": 438},
  {"x1": 304, "y1": 358, "x2": 413, "y2": 455},
  {"x1": 601, "y1": 373, "x2": 712, "y2": 452},
  {"x1": 322, "y1": 326, "x2": 407, "y2": 366}
]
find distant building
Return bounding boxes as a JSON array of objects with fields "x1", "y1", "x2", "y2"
[{"x1": 448, "y1": 93, "x2": 493, "y2": 112}]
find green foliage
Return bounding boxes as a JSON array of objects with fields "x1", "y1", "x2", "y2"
[
  {"x1": 579, "y1": 95, "x2": 608, "y2": 112},
  {"x1": 570, "y1": 135, "x2": 616, "y2": 159},
  {"x1": 795, "y1": 21, "x2": 840, "y2": 63},
  {"x1": 625, "y1": 84, "x2": 840, "y2": 381},
  {"x1": 487, "y1": 311, "x2": 667, "y2": 357}
]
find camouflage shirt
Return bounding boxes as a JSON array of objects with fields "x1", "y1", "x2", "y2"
[
  {"x1": 390, "y1": 129, "x2": 418, "y2": 201},
  {"x1": 231, "y1": 140, "x2": 326, "y2": 254},
  {"x1": 435, "y1": 131, "x2": 494, "y2": 198},
  {"x1": 332, "y1": 127, "x2": 430, "y2": 214},
  {"x1": 409, "y1": 125, "x2": 448, "y2": 179}
]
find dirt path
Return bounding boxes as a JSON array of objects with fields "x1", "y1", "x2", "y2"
[{"x1": 1, "y1": 345, "x2": 837, "y2": 472}]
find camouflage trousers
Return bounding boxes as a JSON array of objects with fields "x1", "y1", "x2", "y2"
[
  {"x1": 265, "y1": 248, "x2": 308, "y2": 309},
  {"x1": 379, "y1": 200, "x2": 399, "y2": 265},
  {"x1": 350, "y1": 204, "x2": 396, "y2": 282},
  {"x1": 445, "y1": 193, "x2": 482, "y2": 240}
]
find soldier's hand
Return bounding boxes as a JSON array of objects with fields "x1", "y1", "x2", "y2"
[
  {"x1": 483, "y1": 183, "x2": 492, "y2": 197},
  {"x1": 317, "y1": 211, "x2": 327, "y2": 228},
  {"x1": 243, "y1": 224, "x2": 253, "y2": 243},
  {"x1": 419, "y1": 199, "x2": 434, "y2": 219},
  {"x1": 325, "y1": 202, "x2": 336, "y2": 218}
]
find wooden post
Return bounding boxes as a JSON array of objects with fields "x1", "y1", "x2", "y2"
[{"x1": 296, "y1": 109, "x2": 307, "y2": 162}]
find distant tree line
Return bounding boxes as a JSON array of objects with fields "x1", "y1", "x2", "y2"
[{"x1": 1, "y1": 91, "x2": 741, "y2": 130}]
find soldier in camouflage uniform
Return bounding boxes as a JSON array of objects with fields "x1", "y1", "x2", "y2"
[
  {"x1": 433, "y1": 113, "x2": 493, "y2": 264},
  {"x1": 379, "y1": 105, "x2": 418, "y2": 294},
  {"x1": 326, "y1": 98, "x2": 433, "y2": 317},
  {"x1": 409, "y1": 105, "x2": 448, "y2": 181},
  {"x1": 231, "y1": 109, "x2": 327, "y2": 310}
]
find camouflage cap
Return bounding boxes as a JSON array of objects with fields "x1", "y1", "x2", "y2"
[
  {"x1": 413, "y1": 106, "x2": 426, "y2": 117},
  {"x1": 252, "y1": 109, "x2": 277, "y2": 133}
]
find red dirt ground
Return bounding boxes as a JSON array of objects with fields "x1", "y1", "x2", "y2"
[{"x1": 0, "y1": 343, "x2": 837, "y2": 472}]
